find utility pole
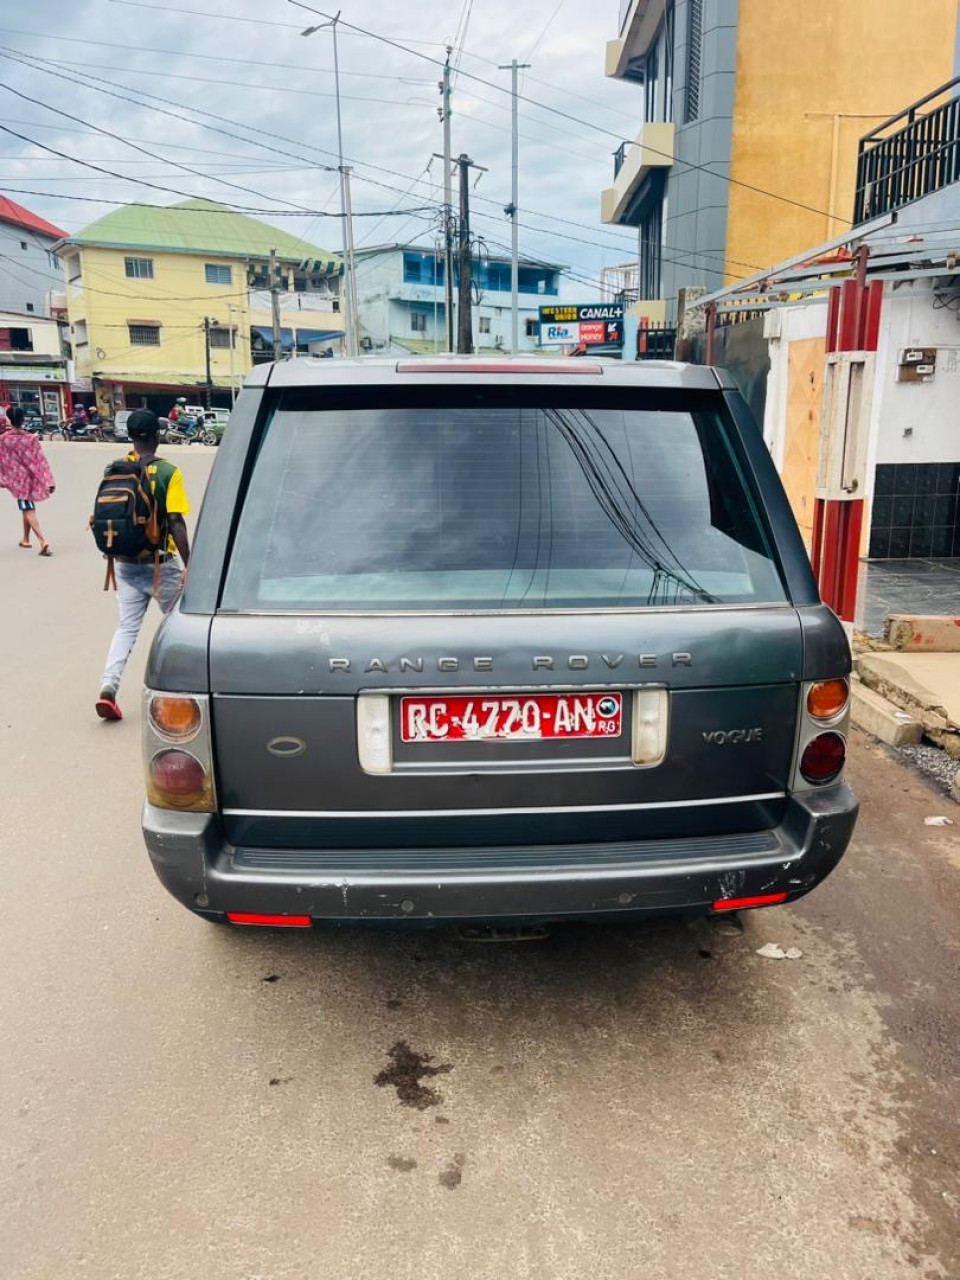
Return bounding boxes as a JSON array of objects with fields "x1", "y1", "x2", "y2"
[
  {"x1": 452, "y1": 154, "x2": 486, "y2": 354},
  {"x1": 227, "y1": 302, "x2": 237, "y2": 406},
  {"x1": 499, "y1": 58, "x2": 530, "y2": 354},
  {"x1": 202, "y1": 316, "x2": 213, "y2": 409},
  {"x1": 299, "y1": 11, "x2": 358, "y2": 357},
  {"x1": 457, "y1": 154, "x2": 473, "y2": 354},
  {"x1": 269, "y1": 248, "x2": 283, "y2": 362},
  {"x1": 441, "y1": 47, "x2": 455, "y2": 352},
  {"x1": 341, "y1": 166, "x2": 361, "y2": 355}
]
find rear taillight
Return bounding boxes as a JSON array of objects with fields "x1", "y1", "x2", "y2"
[
  {"x1": 806, "y1": 679, "x2": 849, "y2": 721},
  {"x1": 800, "y1": 732, "x2": 846, "y2": 784},
  {"x1": 793, "y1": 674, "x2": 850, "y2": 790},
  {"x1": 148, "y1": 694, "x2": 202, "y2": 742},
  {"x1": 144, "y1": 690, "x2": 215, "y2": 812}
]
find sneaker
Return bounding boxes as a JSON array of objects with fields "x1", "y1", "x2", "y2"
[{"x1": 95, "y1": 689, "x2": 122, "y2": 721}]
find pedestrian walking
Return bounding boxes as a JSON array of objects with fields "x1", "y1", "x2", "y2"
[
  {"x1": 0, "y1": 405, "x2": 55, "y2": 555},
  {"x1": 93, "y1": 409, "x2": 190, "y2": 722}
]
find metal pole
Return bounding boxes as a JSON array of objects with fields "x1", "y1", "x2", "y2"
[
  {"x1": 499, "y1": 58, "x2": 529, "y2": 354},
  {"x1": 457, "y1": 154, "x2": 473, "y2": 354},
  {"x1": 329, "y1": 17, "x2": 358, "y2": 358},
  {"x1": 341, "y1": 166, "x2": 360, "y2": 354},
  {"x1": 270, "y1": 248, "x2": 283, "y2": 362},
  {"x1": 442, "y1": 47, "x2": 455, "y2": 353}
]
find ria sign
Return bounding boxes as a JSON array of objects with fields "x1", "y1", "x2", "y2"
[{"x1": 538, "y1": 303, "x2": 624, "y2": 348}]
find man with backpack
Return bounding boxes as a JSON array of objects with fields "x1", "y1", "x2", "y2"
[{"x1": 93, "y1": 409, "x2": 190, "y2": 722}]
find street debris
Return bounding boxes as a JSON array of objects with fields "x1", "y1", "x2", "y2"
[
  {"x1": 756, "y1": 943, "x2": 804, "y2": 960},
  {"x1": 923, "y1": 815, "x2": 955, "y2": 826}
]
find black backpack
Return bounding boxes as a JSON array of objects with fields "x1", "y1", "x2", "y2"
[{"x1": 90, "y1": 459, "x2": 163, "y2": 590}]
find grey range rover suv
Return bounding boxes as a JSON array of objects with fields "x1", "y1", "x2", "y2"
[{"x1": 141, "y1": 356, "x2": 858, "y2": 929}]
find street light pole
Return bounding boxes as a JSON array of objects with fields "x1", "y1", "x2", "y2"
[
  {"x1": 499, "y1": 58, "x2": 530, "y2": 355},
  {"x1": 301, "y1": 10, "x2": 359, "y2": 357}
]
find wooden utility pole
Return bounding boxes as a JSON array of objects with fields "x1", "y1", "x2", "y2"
[
  {"x1": 269, "y1": 248, "x2": 283, "y2": 362},
  {"x1": 457, "y1": 153, "x2": 487, "y2": 354}
]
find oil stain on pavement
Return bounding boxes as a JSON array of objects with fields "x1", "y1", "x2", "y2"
[
  {"x1": 438, "y1": 1153, "x2": 466, "y2": 1190},
  {"x1": 374, "y1": 1040, "x2": 453, "y2": 1110}
]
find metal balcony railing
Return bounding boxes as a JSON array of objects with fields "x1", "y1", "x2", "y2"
[{"x1": 854, "y1": 78, "x2": 960, "y2": 223}]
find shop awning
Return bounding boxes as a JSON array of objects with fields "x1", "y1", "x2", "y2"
[{"x1": 251, "y1": 325, "x2": 294, "y2": 352}]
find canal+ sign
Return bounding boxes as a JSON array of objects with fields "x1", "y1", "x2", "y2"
[{"x1": 538, "y1": 303, "x2": 624, "y2": 347}]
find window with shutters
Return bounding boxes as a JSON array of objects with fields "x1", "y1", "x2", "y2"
[
  {"x1": 685, "y1": 0, "x2": 702, "y2": 123},
  {"x1": 205, "y1": 263, "x2": 232, "y2": 285},
  {"x1": 128, "y1": 323, "x2": 161, "y2": 346}
]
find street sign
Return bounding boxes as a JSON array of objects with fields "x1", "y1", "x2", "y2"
[{"x1": 538, "y1": 303, "x2": 624, "y2": 347}]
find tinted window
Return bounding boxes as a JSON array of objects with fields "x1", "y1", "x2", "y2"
[{"x1": 222, "y1": 392, "x2": 786, "y2": 612}]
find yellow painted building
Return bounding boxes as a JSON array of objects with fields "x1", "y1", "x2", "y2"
[
  {"x1": 55, "y1": 198, "x2": 342, "y2": 415},
  {"x1": 602, "y1": 0, "x2": 959, "y2": 318}
]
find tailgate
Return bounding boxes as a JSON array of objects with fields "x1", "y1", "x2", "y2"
[{"x1": 210, "y1": 609, "x2": 802, "y2": 849}]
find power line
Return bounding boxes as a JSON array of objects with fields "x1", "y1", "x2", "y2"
[
  {"x1": 0, "y1": 71, "x2": 338, "y2": 214},
  {"x1": 0, "y1": 46, "x2": 454, "y2": 220},
  {"x1": 1, "y1": 44, "x2": 761, "y2": 280},
  {"x1": 525, "y1": 0, "x2": 566, "y2": 61},
  {"x1": 285, "y1": 0, "x2": 851, "y2": 226},
  {"x1": 0, "y1": 25, "x2": 436, "y2": 84}
]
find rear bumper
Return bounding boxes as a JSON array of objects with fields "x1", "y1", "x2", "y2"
[{"x1": 142, "y1": 784, "x2": 858, "y2": 924}]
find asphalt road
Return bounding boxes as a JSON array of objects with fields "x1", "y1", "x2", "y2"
[{"x1": 2, "y1": 442, "x2": 958, "y2": 1280}]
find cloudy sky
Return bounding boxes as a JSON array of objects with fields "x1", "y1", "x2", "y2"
[{"x1": 0, "y1": 0, "x2": 643, "y2": 296}]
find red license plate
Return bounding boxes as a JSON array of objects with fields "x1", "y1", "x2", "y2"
[{"x1": 400, "y1": 692, "x2": 623, "y2": 743}]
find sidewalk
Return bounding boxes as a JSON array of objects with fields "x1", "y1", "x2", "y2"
[{"x1": 855, "y1": 557, "x2": 960, "y2": 636}]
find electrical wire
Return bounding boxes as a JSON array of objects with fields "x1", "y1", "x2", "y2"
[
  {"x1": 285, "y1": 0, "x2": 851, "y2": 225},
  {"x1": 0, "y1": 46, "x2": 763, "y2": 281}
]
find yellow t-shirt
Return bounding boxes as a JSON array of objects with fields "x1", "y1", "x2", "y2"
[{"x1": 125, "y1": 452, "x2": 190, "y2": 555}]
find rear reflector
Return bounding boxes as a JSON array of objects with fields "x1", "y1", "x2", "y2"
[
  {"x1": 711, "y1": 893, "x2": 788, "y2": 912},
  {"x1": 396, "y1": 361, "x2": 604, "y2": 375},
  {"x1": 227, "y1": 913, "x2": 312, "y2": 928}
]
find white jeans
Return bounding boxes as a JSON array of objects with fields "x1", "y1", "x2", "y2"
[{"x1": 100, "y1": 559, "x2": 182, "y2": 694}]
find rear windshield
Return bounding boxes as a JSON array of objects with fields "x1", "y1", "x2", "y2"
[{"x1": 221, "y1": 388, "x2": 787, "y2": 612}]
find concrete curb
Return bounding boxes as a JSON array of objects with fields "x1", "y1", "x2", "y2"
[
  {"x1": 884, "y1": 614, "x2": 960, "y2": 652},
  {"x1": 851, "y1": 681, "x2": 923, "y2": 747}
]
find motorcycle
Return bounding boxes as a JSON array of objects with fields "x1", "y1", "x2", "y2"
[
  {"x1": 58, "y1": 417, "x2": 104, "y2": 442},
  {"x1": 160, "y1": 416, "x2": 218, "y2": 447}
]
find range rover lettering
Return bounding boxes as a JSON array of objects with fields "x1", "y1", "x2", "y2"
[{"x1": 142, "y1": 357, "x2": 858, "y2": 929}]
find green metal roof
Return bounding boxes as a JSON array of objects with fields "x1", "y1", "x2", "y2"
[{"x1": 59, "y1": 199, "x2": 341, "y2": 271}]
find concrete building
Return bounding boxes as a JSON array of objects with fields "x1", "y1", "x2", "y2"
[
  {"x1": 54, "y1": 199, "x2": 342, "y2": 416},
  {"x1": 602, "y1": 0, "x2": 960, "y2": 322},
  {"x1": 0, "y1": 196, "x2": 66, "y2": 319},
  {"x1": 0, "y1": 309, "x2": 70, "y2": 425},
  {"x1": 352, "y1": 243, "x2": 563, "y2": 354},
  {"x1": 685, "y1": 75, "x2": 960, "y2": 580}
]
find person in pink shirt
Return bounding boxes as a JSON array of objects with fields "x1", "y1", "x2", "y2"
[{"x1": 0, "y1": 405, "x2": 56, "y2": 555}]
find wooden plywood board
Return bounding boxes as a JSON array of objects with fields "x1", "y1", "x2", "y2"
[{"x1": 781, "y1": 336, "x2": 824, "y2": 544}]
